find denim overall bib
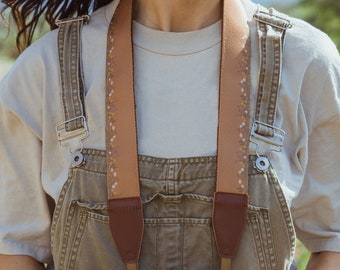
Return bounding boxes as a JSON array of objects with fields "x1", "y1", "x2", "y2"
[{"x1": 51, "y1": 7, "x2": 296, "y2": 270}]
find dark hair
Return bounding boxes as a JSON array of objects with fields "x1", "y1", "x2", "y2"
[{"x1": 0, "y1": 0, "x2": 113, "y2": 52}]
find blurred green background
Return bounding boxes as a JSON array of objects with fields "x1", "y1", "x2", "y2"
[{"x1": 1, "y1": 0, "x2": 339, "y2": 268}]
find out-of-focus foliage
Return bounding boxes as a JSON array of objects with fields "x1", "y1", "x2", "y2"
[
  {"x1": 0, "y1": 10, "x2": 49, "y2": 59},
  {"x1": 295, "y1": 240, "x2": 310, "y2": 270},
  {"x1": 288, "y1": 0, "x2": 340, "y2": 48},
  {"x1": 0, "y1": 14, "x2": 18, "y2": 58}
]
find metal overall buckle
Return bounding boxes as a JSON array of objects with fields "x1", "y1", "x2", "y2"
[
  {"x1": 250, "y1": 121, "x2": 285, "y2": 173},
  {"x1": 55, "y1": 15, "x2": 90, "y2": 27},
  {"x1": 56, "y1": 116, "x2": 89, "y2": 167},
  {"x1": 253, "y1": 11, "x2": 293, "y2": 30}
]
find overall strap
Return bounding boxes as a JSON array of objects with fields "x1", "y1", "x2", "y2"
[
  {"x1": 55, "y1": 15, "x2": 90, "y2": 165},
  {"x1": 251, "y1": 9, "x2": 292, "y2": 172}
]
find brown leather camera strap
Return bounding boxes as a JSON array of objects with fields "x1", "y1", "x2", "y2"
[
  {"x1": 106, "y1": 1, "x2": 142, "y2": 269},
  {"x1": 105, "y1": 0, "x2": 250, "y2": 269},
  {"x1": 213, "y1": 0, "x2": 250, "y2": 269}
]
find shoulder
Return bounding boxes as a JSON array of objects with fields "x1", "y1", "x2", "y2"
[
  {"x1": 276, "y1": 10, "x2": 339, "y2": 70},
  {"x1": 244, "y1": 0, "x2": 339, "y2": 69},
  {"x1": 275, "y1": 11, "x2": 340, "y2": 126},
  {"x1": 3, "y1": 0, "x2": 117, "y2": 72},
  {"x1": 1, "y1": 0, "x2": 115, "y2": 90},
  {"x1": 0, "y1": 30, "x2": 58, "y2": 100}
]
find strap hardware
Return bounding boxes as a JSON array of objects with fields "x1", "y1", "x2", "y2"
[
  {"x1": 253, "y1": 11, "x2": 292, "y2": 30},
  {"x1": 71, "y1": 151, "x2": 86, "y2": 168},
  {"x1": 250, "y1": 121, "x2": 285, "y2": 151},
  {"x1": 254, "y1": 156, "x2": 270, "y2": 173},
  {"x1": 55, "y1": 15, "x2": 90, "y2": 27},
  {"x1": 56, "y1": 116, "x2": 89, "y2": 153}
]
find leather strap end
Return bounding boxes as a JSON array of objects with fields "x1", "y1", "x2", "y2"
[
  {"x1": 108, "y1": 197, "x2": 144, "y2": 264},
  {"x1": 213, "y1": 192, "x2": 248, "y2": 259}
]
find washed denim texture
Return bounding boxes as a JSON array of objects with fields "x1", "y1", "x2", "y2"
[{"x1": 50, "y1": 149, "x2": 295, "y2": 269}]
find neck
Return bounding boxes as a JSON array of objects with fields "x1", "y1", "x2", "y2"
[{"x1": 133, "y1": 0, "x2": 222, "y2": 32}]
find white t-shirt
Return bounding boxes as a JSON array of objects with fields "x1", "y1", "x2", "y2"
[
  {"x1": 133, "y1": 20, "x2": 220, "y2": 158},
  {"x1": 0, "y1": 0, "x2": 340, "y2": 263}
]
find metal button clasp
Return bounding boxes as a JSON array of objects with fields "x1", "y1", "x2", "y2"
[
  {"x1": 254, "y1": 156, "x2": 270, "y2": 173},
  {"x1": 71, "y1": 151, "x2": 86, "y2": 168}
]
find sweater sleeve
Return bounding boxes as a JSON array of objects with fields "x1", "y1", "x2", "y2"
[
  {"x1": 291, "y1": 33, "x2": 340, "y2": 252},
  {"x1": 0, "y1": 46, "x2": 52, "y2": 263}
]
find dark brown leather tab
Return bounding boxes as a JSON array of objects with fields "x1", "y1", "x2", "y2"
[
  {"x1": 213, "y1": 192, "x2": 248, "y2": 258},
  {"x1": 107, "y1": 197, "x2": 144, "y2": 264}
]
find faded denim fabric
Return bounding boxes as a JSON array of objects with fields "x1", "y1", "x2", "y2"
[{"x1": 50, "y1": 150, "x2": 295, "y2": 269}]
